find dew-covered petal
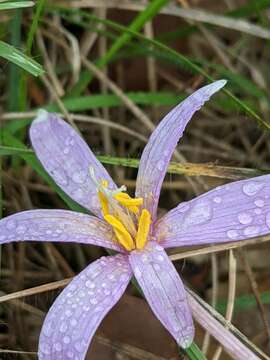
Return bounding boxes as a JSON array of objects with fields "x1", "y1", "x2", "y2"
[
  {"x1": 187, "y1": 291, "x2": 260, "y2": 360},
  {"x1": 30, "y1": 110, "x2": 116, "y2": 217},
  {"x1": 136, "y1": 80, "x2": 226, "y2": 220},
  {"x1": 129, "y1": 242, "x2": 194, "y2": 348},
  {"x1": 0, "y1": 209, "x2": 124, "y2": 252},
  {"x1": 39, "y1": 254, "x2": 132, "y2": 360},
  {"x1": 155, "y1": 175, "x2": 270, "y2": 248}
]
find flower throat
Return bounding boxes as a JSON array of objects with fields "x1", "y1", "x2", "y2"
[{"x1": 90, "y1": 167, "x2": 151, "y2": 251}]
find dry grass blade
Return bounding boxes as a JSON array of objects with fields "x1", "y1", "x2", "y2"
[
  {"x1": 239, "y1": 249, "x2": 270, "y2": 342},
  {"x1": 0, "y1": 278, "x2": 71, "y2": 304},
  {"x1": 212, "y1": 250, "x2": 237, "y2": 360},
  {"x1": 95, "y1": 336, "x2": 167, "y2": 360},
  {"x1": 169, "y1": 235, "x2": 270, "y2": 261},
  {"x1": 187, "y1": 289, "x2": 268, "y2": 359},
  {"x1": 1, "y1": 236, "x2": 269, "y2": 305},
  {"x1": 58, "y1": 0, "x2": 270, "y2": 39}
]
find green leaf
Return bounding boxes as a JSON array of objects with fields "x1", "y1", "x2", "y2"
[
  {"x1": 0, "y1": 1, "x2": 34, "y2": 10},
  {"x1": 0, "y1": 40, "x2": 44, "y2": 76}
]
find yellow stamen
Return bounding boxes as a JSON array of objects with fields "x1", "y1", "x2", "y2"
[
  {"x1": 101, "y1": 179, "x2": 108, "y2": 187},
  {"x1": 114, "y1": 193, "x2": 143, "y2": 214},
  {"x1": 104, "y1": 214, "x2": 135, "y2": 251},
  {"x1": 135, "y1": 209, "x2": 151, "y2": 250},
  {"x1": 127, "y1": 205, "x2": 139, "y2": 214},
  {"x1": 98, "y1": 191, "x2": 109, "y2": 217},
  {"x1": 114, "y1": 193, "x2": 143, "y2": 206}
]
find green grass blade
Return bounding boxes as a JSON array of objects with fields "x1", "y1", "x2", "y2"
[
  {"x1": 184, "y1": 343, "x2": 207, "y2": 360},
  {"x1": 26, "y1": 0, "x2": 45, "y2": 55},
  {"x1": 0, "y1": 1, "x2": 34, "y2": 10},
  {"x1": 0, "y1": 41, "x2": 44, "y2": 76},
  {"x1": 52, "y1": 7, "x2": 269, "y2": 131},
  {"x1": 70, "y1": 0, "x2": 169, "y2": 95},
  {"x1": 19, "y1": 0, "x2": 46, "y2": 109},
  {"x1": 228, "y1": 0, "x2": 270, "y2": 17},
  {"x1": 1, "y1": 146, "x2": 267, "y2": 180},
  {"x1": 77, "y1": 11, "x2": 270, "y2": 131},
  {"x1": 49, "y1": 92, "x2": 184, "y2": 111},
  {"x1": 7, "y1": 8, "x2": 22, "y2": 111},
  {"x1": 217, "y1": 290, "x2": 270, "y2": 315}
]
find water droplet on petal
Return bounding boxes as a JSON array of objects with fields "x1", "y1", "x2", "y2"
[
  {"x1": 255, "y1": 208, "x2": 262, "y2": 215},
  {"x1": 243, "y1": 226, "x2": 260, "y2": 237},
  {"x1": 157, "y1": 160, "x2": 165, "y2": 171},
  {"x1": 51, "y1": 168, "x2": 68, "y2": 186},
  {"x1": 242, "y1": 182, "x2": 264, "y2": 196},
  {"x1": 85, "y1": 280, "x2": 95, "y2": 289},
  {"x1": 238, "y1": 212, "x2": 252, "y2": 225},
  {"x1": 227, "y1": 230, "x2": 238, "y2": 240},
  {"x1": 6, "y1": 219, "x2": 17, "y2": 230},
  {"x1": 74, "y1": 342, "x2": 84, "y2": 352},
  {"x1": 134, "y1": 267, "x2": 142, "y2": 279},
  {"x1": 63, "y1": 336, "x2": 71, "y2": 344},
  {"x1": 67, "y1": 351, "x2": 74, "y2": 358},
  {"x1": 65, "y1": 309, "x2": 72, "y2": 317},
  {"x1": 156, "y1": 254, "x2": 164, "y2": 262},
  {"x1": 54, "y1": 343, "x2": 62, "y2": 352},
  {"x1": 70, "y1": 318, "x2": 77, "y2": 327},
  {"x1": 182, "y1": 201, "x2": 212, "y2": 230},
  {"x1": 90, "y1": 298, "x2": 98, "y2": 305},
  {"x1": 40, "y1": 342, "x2": 51, "y2": 355},
  {"x1": 43, "y1": 321, "x2": 53, "y2": 336},
  {"x1": 141, "y1": 254, "x2": 148, "y2": 263},
  {"x1": 16, "y1": 225, "x2": 27, "y2": 234},
  {"x1": 72, "y1": 170, "x2": 87, "y2": 184},
  {"x1": 213, "y1": 196, "x2": 222, "y2": 204},
  {"x1": 255, "y1": 198, "x2": 264, "y2": 208},
  {"x1": 59, "y1": 322, "x2": 68, "y2": 333}
]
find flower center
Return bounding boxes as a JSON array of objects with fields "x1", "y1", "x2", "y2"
[{"x1": 90, "y1": 167, "x2": 151, "y2": 251}]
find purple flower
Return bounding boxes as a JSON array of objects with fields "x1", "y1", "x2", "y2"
[{"x1": 1, "y1": 80, "x2": 268, "y2": 359}]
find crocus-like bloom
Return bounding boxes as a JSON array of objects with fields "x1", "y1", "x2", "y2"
[{"x1": 1, "y1": 80, "x2": 269, "y2": 359}]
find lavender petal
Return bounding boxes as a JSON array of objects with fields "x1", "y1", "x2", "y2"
[
  {"x1": 39, "y1": 254, "x2": 132, "y2": 359},
  {"x1": 30, "y1": 110, "x2": 116, "y2": 217},
  {"x1": 136, "y1": 80, "x2": 226, "y2": 220},
  {"x1": 156, "y1": 174, "x2": 270, "y2": 248},
  {"x1": 129, "y1": 242, "x2": 194, "y2": 348},
  {"x1": 0, "y1": 209, "x2": 124, "y2": 252}
]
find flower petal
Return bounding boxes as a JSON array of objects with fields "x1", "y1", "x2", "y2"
[
  {"x1": 136, "y1": 80, "x2": 226, "y2": 220},
  {"x1": 129, "y1": 242, "x2": 194, "y2": 348},
  {"x1": 39, "y1": 254, "x2": 132, "y2": 359},
  {"x1": 30, "y1": 110, "x2": 116, "y2": 217},
  {"x1": 0, "y1": 209, "x2": 124, "y2": 252},
  {"x1": 155, "y1": 175, "x2": 270, "y2": 248}
]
